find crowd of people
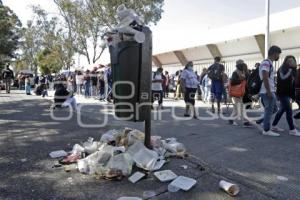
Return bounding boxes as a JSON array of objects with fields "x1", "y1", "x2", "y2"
[
  {"x1": 153, "y1": 45, "x2": 300, "y2": 137},
  {"x1": 59, "y1": 65, "x2": 113, "y2": 101},
  {"x1": 46, "y1": 65, "x2": 112, "y2": 110},
  {"x1": 2, "y1": 45, "x2": 300, "y2": 137}
]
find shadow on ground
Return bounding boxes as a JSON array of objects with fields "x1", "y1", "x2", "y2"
[{"x1": 0, "y1": 95, "x2": 296, "y2": 199}]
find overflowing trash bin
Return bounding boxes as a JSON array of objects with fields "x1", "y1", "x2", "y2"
[
  {"x1": 105, "y1": 4, "x2": 152, "y2": 122},
  {"x1": 104, "y1": 4, "x2": 153, "y2": 148}
]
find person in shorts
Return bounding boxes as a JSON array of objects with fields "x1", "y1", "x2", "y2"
[
  {"x1": 180, "y1": 61, "x2": 200, "y2": 119},
  {"x1": 207, "y1": 57, "x2": 225, "y2": 114}
]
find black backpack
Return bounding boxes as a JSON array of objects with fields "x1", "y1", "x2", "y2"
[
  {"x1": 247, "y1": 60, "x2": 272, "y2": 95},
  {"x1": 3, "y1": 70, "x2": 13, "y2": 79},
  {"x1": 208, "y1": 63, "x2": 224, "y2": 81}
]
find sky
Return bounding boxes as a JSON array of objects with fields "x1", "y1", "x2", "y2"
[{"x1": 3, "y1": 0, "x2": 300, "y2": 66}]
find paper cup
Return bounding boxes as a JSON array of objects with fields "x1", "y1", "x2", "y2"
[{"x1": 219, "y1": 180, "x2": 240, "y2": 196}]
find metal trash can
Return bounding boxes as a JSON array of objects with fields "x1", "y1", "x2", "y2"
[{"x1": 109, "y1": 27, "x2": 152, "y2": 122}]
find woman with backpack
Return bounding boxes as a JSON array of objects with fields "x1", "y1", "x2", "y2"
[
  {"x1": 228, "y1": 62, "x2": 252, "y2": 127},
  {"x1": 271, "y1": 56, "x2": 300, "y2": 136}
]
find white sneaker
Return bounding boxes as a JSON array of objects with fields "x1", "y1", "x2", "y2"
[
  {"x1": 271, "y1": 126, "x2": 285, "y2": 132},
  {"x1": 232, "y1": 121, "x2": 238, "y2": 126},
  {"x1": 262, "y1": 130, "x2": 280, "y2": 137},
  {"x1": 289, "y1": 129, "x2": 300, "y2": 136}
]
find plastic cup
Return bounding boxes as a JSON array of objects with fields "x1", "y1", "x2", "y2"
[{"x1": 219, "y1": 180, "x2": 240, "y2": 196}]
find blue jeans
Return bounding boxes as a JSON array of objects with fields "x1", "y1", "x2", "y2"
[
  {"x1": 261, "y1": 93, "x2": 277, "y2": 131},
  {"x1": 272, "y1": 96, "x2": 295, "y2": 130},
  {"x1": 42, "y1": 90, "x2": 48, "y2": 97},
  {"x1": 85, "y1": 83, "x2": 91, "y2": 97},
  {"x1": 25, "y1": 84, "x2": 31, "y2": 94}
]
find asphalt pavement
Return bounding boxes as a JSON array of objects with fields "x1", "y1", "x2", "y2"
[{"x1": 1, "y1": 90, "x2": 300, "y2": 200}]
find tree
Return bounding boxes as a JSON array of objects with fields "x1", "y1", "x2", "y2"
[
  {"x1": 0, "y1": 5, "x2": 22, "y2": 71},
  {"x1": 15, "y1": 59, "x2": 28, "y2": 72},
  {"x1": 54, "y1": 0, "x2": 164, "y2": 64},
  {"x1": 21, "y1": 23, "x2": 41, "y2": 76},
  {"x1": 20, "y1": 6, "x2": 74, "y2": 75},
  {"x1": 37, "y1": 47, "x2": 64, "y2": 74}
]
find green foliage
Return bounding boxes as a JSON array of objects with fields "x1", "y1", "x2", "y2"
[
  {"x1": 0, "y1": 5, "x2": 22, "y2": 71},
  {"x1": 37, "y1": 47, "x2": 64, "y2": 74},
  {"x1": 15, "y1": 59, "x2": 28, "y2": 71}
]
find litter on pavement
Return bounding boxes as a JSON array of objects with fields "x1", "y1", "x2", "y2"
[
  {"x1": 154, "y1": 170, "x2": 178, "y2": 182},
  {"x1": 49, "y1": 127, "x2": 186, "y2": 180},
  {"x1": 48, "y1": 127, "x2": 238, "y2": 197},
  {"x1": 128, "y1": 171, "x2": 146, "y2": 184},
  {"x1": 219, "y1": 180, "x2": 240, "y2": 196},
  {"x1": 169, "y1": 176, "x2": 197, "y2": 191},
  {"x1": 49, "y1": 150, "x2": 68, "y2": 158}
]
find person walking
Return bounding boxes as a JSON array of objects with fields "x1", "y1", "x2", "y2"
[
  {"x1": 151, "y1": 67, "x2": 164, "y2": 110},
  {"x1": 67, "y1": 75, "x2": 74, "y2": 92},
  {"x1": 228, "y1": 62, "x2": 252, "y2": 127},
  {"x1": 180, "y1": 61, "x2": 200, "y2": 118},
  {"x1": 90, "y1": 70, "x2": 97, "y2": 97},
  {"x1": 271, "y1": 55, "x2": 300, "y2": 136},
  {"x1": 174, "y1": 70, "x2": 182, "y2": 100},
  {"x1": 202, "y1": 73, "x2": 211, "y2": 103},
  {"x1": 207, "y1": 57, "x2": 225, "y2": 114},
  {"x1": 259, "y1": 46, "x2": 282, "y2": 137},
  {"x1": 97, "y1": 71, "x2": 105, "y2": 100},
  {"x1": 163, "y1": 71, "x2": 170, "y2": 98},
  {"x1": 200, "y1": 68, "x2": 208, "y2": 100},
  {"x1": 25, "y1": 75, "x2": 31, "y2": 95},
  {"x1": 84, "y1": 70, "x2": 91, "y2": 98},
  {"x1": 75, "y1": 71, "x2": 84, "y2": 95},
  {"x1": 2, "y1": 64, "x2": 14, "y2": 94}
]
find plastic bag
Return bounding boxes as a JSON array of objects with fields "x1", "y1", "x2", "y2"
[
  {"x1": 151, "y1": 136, "x2": 163, "y2": 149},
  {"x1": 134, "y1": 148, "x2": 158, "y2": 171},
  {"x1": 127, "y1": 141, "x2": 145, "y2": 158},
  {"x1": 85, "y1": 142, "x2": 100, "y2": 154},
  {"x1": 127, "y1": 141, "x2": 159, "y2": 171},
  {"x1": 127, "y1": 130, "x2": 145, "y2": 146},
  {"x1": 100, "y1": 129, "x2": 124, "y2": 145},
  {"x1": 77, "y1": 145, "x2": 114, "y2": 174},
  {"x1": 163, "y1": 138, "x2": 186, "y2": 154},
  {"x1": 106, "y1": 153, "x2": 133, "y2": 176},
  {"x1": 72, "y1": 144, "x2": 85, "y2": 155}
]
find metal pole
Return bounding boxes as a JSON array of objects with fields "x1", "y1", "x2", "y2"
[
  {"x1": 145, "y1": 116, "x2": 152, "y2": 149},
  {"x1": 144, "y1": 100, "x2": 152, "y2": 149},
  {"x1": 265, "y1": 0, "x2": 270, "y2": 59}
]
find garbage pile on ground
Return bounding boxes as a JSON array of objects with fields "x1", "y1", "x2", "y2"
[
  {"x1": 50, "y1": 128, "x2": 187, "y2": 180},
  {"x1": 50, "y1": 128, "x2": 241, "y2": 198}
]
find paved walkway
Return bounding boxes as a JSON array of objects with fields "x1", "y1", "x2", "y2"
[{"x1": 1, "y1": 90, "x2": 300, "y2": 199}]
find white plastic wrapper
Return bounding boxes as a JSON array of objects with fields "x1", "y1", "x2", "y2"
[{"x1": 106, "y1": 153, "x2": 133, "y2": 176}]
